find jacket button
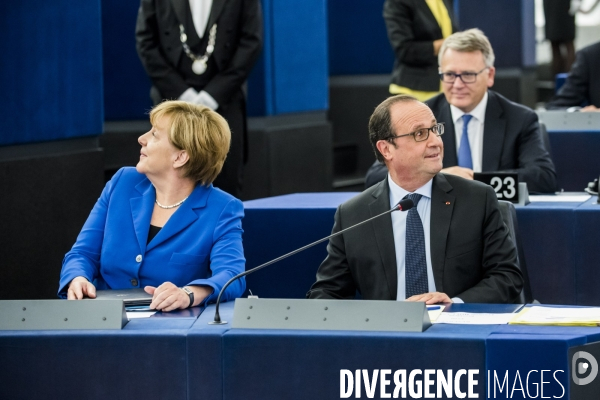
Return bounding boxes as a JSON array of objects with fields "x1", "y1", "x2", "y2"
[
  {"x1": 131, "y1": 279, "x2": 138, "y2": 286},
  {"x1": 136, "y1": 255, "x2": 142, "y2": 262}
]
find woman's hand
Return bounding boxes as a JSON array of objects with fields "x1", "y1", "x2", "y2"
[
  {"x1": 145, "y1": 282, "x2": 213, "y2": 312},
  {"x1": 67, "y1": 277, "x2": 97, "y2": 300}
]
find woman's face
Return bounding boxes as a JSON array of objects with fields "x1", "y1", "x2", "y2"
[{"x1": 136, "y1": 116, "x2": 181, "y2": 177}]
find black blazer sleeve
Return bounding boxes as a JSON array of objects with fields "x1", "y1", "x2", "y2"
[
  {"x1": 135, "y1": 0, "x2": 190, "y2": 100},
  {"x1": 203, "y1": 0, "x2": 263, "y2": 106},
  {"x1": 545, "y1": 46, "x2": 591, "y2": 109},
  {"x1": 451, "y1": 183, "x2": 523, "y2": 303}
]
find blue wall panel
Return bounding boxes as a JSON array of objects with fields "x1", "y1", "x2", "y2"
[
  {"x1": 327, "y1": 0, "x2": 394, "y2": 75},
  {"x1": 102, "y1": 0, "x2": 153, "y2": 120},
  {"x1": 457, "y1": 0, "x2": 536, "y2": 68},
  {"x1": 0, "y1": 1, "x2": 104, "y2": 146}
]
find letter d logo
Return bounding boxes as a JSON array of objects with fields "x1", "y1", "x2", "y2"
[{"x1": 572, "y1": 351, "x2": 598, "y2": 386}]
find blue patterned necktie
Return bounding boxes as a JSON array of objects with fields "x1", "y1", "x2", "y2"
[
  {"x1": 458, "y1": 114, "x2": 473, "y2": 169},
  {"x1": 405, "y1": 193, "x2": 428, "y2": 298}
]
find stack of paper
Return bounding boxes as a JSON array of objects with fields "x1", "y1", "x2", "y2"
[{"x1": 509, "y1": 306, "x2": 600, "y2": 326}]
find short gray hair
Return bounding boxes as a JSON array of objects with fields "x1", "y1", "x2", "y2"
[{"x1": 438, "y1": 28, "x2": 495, "y2": 68}]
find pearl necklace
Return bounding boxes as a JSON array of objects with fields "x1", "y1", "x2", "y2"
[{"x1": 155, "y1": 195, "x2": 189, "y2": 209}]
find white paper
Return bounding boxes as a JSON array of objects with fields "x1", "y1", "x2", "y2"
[
  {"x1": 529, "y1": 195, "x2": 591, "y2": 203},
  {"x1": 513, "y1": 306, "x2": 600, "y2": 323},
  {"x1": 427, "y1": 305, "x2": 446, "y2": 322},
  {"x1": 126, "y1": 311, "x2": 156, "y2": 319},
  {"x1": 433, "y1": 312, "x2": 515, "y2": 325}
]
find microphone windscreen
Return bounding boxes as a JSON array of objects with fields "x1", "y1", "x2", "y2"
[{"x1": 396, "y1": 198, "x2": 414, "y2": 211}]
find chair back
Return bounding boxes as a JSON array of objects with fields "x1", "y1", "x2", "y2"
[{"x1": 497, "y1": 200, "x2": 534, "y2": 304}]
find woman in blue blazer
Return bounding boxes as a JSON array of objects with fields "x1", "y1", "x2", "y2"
[{"x1": 59, "y1": 101, "x2": 245, "y2": 311}]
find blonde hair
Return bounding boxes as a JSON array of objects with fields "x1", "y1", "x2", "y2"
[
  {"x1": 438, "y1": 28, "x2": 495, "y2": 68},
  {"x1": 149, "y1": 101, "x2": 231, "y2": 185}
]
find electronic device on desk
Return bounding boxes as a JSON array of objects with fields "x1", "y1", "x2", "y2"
[
  {"x1": 95, "y1": 288, "x2": 153, "y2": 306},
  {"x1": 585, "y1": 176, "x2": 599, "y2": 203},
  {"x1": 473, "y1": 172, "x2": 529, "y2": 205}
]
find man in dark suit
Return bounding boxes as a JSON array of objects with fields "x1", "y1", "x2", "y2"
[
  {"x1": 546, "y1": 41, "x2": 600, "y2": 111},
  {"x1": 308, "y1": 95, "x2": 523, "y2": 304},
  {"x1": 366, "y1": 29, "x2": 557, "y2": 193},
  {"x1": 135, "y1": 0, "x2": 263, "y2": 197},
  {"x1": 384, "y1": 0, "x2": 458, "y2": 101}
]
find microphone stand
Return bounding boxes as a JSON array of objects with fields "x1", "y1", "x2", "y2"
[{"x1": 209, "y1": 198, "x2": 414, "y2": 324}]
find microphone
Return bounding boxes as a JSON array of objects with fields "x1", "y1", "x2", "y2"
[{"x1": 208, "y1": 198, "x2": 415, "y2": 324}]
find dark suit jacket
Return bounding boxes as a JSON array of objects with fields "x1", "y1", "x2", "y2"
[
  {"x1": 383, "y1": 0, "x2": 457, "y2": 92},
  {"x1": 307, "y1": 174, "x2": 523, "y2": 303},
  {"x1": 546, "y1": 41, "x2": 600, "y2": 109},
  {"x1": 427, "y1": 91, "x2": 558, "y2": 193},
  {"x1": 135, "y1": 0, "x2": 262, "y2": 106}
]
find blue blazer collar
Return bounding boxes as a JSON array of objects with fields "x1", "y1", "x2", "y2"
[{"x1": 130, "y1": 179, "x2": 213, "y2": 253}]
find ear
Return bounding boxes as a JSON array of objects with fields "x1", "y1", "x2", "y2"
[
  {"x1": 173, "y1": 150, "x2": 189, "y2": 169},
  {"x1": 487, "y1": 66, "x2": 495, "y2": 88},
  {"x1": 376, "y1": 140, "x2": 394, "y2": 162}
]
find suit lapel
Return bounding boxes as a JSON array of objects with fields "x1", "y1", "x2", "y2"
[
  {"x1": 482, "y1": 91, "x2": 506, "y2": 172},
  {"x1": 368, "y1": 179, "x2": 398, "y2": 299},
  {"x1": 438, "y1": 99, "x2": 458, "y2": 167},
  {"x1": 145, "y1": 183, "x2": 211, "y2": 252},
  {"x1": 171, "y1": 0, "x2": 202, "y2": 49},
  {"x1": 130, "y1": 180, "x2": 156, "y2": 254},
  {"x1": 206, "y1": 0, "x2": 226, "y2": 35},
  {"x1": 430, "y1": 173, "x2": 455, "y2": 293}
]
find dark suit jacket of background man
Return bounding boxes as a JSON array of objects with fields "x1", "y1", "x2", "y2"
[
  {"x1": 426, "y1": 90, "x2": 557, "y2": 193},
  {"x1": 307, "y1": 173, "x2": 523, "y2": 304},
  {"x1": 384, "y1": 0, "x2": 458, "y2": 92},
  {"x1": 135, "y1": 0, "x2": 263, "y2": 196},
  {"x1": 546, "y1": 41, "x2": 600, "y2": 109}
]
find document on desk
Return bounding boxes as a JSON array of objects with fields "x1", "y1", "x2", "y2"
[
  {"x1": 529, "y1": 194, "x2": 591, "y2": 203},
  {"x1": 126, "y1": 311, "x2": 156, "y2": 319},
  {"x1": 509, "y1": 306, "x2": 600, "y2": 326},
  {"x1": 434, "y1": 312, "x2": 515, "y2": 325}
]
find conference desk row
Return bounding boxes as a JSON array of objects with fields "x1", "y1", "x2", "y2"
[
  {"x1": 243, "y1": 193, "x2": 600, "y2": 306},
  {"x1": 2, "y1": 302, "x2": 600, "y2": 400}
]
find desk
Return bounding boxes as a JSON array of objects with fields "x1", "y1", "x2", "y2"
[
  {"x1": 2, "y1": 303, "x2": 600, "y2": 399},
  {"x1": 0, "y1": 311, "x2": 201, "y2": 400},
  {"x1": 243, "y1": 193, "x2": 600, "y2": 305}
]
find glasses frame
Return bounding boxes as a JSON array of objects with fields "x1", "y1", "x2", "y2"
[
  {"x1": 384, "y1": 122, "x2": 445, "y2": 143},
  {"x1": 439, "y1": 67, "x2": 489, "y2": 84}
]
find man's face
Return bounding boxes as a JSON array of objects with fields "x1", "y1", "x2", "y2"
[
  {"x1": 379, "y1": 101, "x2": 444, "y2": 182},
  {"x1": 440, "y1": 49, "x2": 495, "y2": 113}
]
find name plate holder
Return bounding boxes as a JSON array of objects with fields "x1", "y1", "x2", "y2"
[
  {"x1": 0, "y1": 300, "x2": 128, "y2": 330},
  {"x1": 474, "y1": 172, "x2": 529, "y2": 205},
  {"x1": 231, "y1": 298, "x2": 431, "y2": 332}
]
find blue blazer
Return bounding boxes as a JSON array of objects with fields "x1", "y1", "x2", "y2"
[{"x1": 58, "y1": 167, "x2": 246, "y2": 303}]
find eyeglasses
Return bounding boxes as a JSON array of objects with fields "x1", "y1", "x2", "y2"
[
  {"x1": 385, "y1": 122, "x2": 444, "y2": 143},
  {"x1": 439, "y1": 67, "x2": 489, "y2": 83}
]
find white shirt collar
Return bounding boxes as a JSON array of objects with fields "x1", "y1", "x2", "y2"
[
  {"x1": 388, "y1": 174, "x2": 433, "y2": 208},
  {"x1": 450, "y1": 91, "x2": 488, "y2": 123}
]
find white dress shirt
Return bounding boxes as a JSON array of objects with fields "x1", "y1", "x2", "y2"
[
  {"x1": 189, "y1": 0, "x2": 213, "y2": 38},
  {"x1": 450, "y1": 91, "x2": 489, "y2": 173},
  {"x1": 388, "y1": 175, "x2": 436, "y2": 300}
]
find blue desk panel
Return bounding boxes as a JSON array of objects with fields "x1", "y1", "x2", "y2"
[
  {"x1": 0, "y1": 312, "x2": 197, "y2": 400},
  {"x1": 549, "y1": 130, "x2": 600, "y2": 192},
  {"x1": 573, "y1": 197, "x2": 600, "y2": 306},
  {"x1": 243, "y1": 193, "x2": 357, "y2": 299}
]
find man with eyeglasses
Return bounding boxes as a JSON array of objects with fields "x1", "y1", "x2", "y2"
[
  {"x1": 366, "y1": 29, "x2": 557, "y2": 194},
  {"x1": 308, "y1": 94, "x2": 523, "y2": 304}
]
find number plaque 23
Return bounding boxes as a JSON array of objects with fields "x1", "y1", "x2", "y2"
[{"x1": 473, "y1": 173, "x2": 519, "y2": 203}]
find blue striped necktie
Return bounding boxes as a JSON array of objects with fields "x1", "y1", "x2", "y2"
[
  {"x1": 458, "y1": 114, "x2": 473, "y2": 169},
  {"x1": 405, "y1": 193, "x2": 428, "y2": 298}
]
